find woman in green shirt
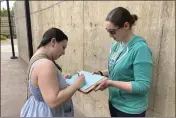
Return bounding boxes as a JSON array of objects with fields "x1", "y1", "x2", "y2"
[{"x1": 94, "y1": 7, "x2": 152, "y2": 117}]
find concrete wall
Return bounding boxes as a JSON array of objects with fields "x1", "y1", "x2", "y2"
[
  {"x1": 14, "y1": 1, "x2": 29, "y2": 63},
  {"x1": 14, "y1": 1, "x2": 175, "y2": 117}
]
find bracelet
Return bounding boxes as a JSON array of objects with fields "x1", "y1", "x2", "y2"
[{"x1": 98, "y1": 71, "x2": 104, "y2": 76}]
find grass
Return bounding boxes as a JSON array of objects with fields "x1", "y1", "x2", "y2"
[{"x1": 1, "y1": 35, "x2": 7, "y2": 41}]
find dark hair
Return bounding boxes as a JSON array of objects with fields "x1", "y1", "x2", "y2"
[
  {"x1": 37, "y1": 27, "x2": 68, "y2": 49},
  {"x1": 106, "y1": 7, "x2": 138, "y2": 28},
  {"x1": 37, "y1": 27, "x2": 68, "y2": 72}
]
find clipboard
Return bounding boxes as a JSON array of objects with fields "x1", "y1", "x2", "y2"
[{"x1": 65, "y1": 71, "x2": 105, "y2": 93}]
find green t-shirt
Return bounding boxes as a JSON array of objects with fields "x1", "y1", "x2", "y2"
[{"x1": 108, "y1": 34, "x2": 152, "y2": 114}]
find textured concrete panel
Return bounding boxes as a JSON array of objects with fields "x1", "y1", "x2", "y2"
[
  {"x1": 56, "y1": 28, "x2": 84, "y2": 74},
  {"x1": 14, "y1": 1, "x2": 29, "y2": 63},
  {"x1": 17, "y1": 17, "x2": 29, "y2": 63},
  {"x1": 54, "y1": 1, "x2": 84, "y2": 74},
  {"x1": 83, "y1": 1, "x2": 115, "y2": 72},
  {"x1": 153, "y1": 1, "x2": 175, "y2": 116},
  {"x1": 29, "y1": 1, "x2": 39, "y2": 14},
  {"x1": 15, "y1": 1, "x2": 26, "y2": 19},
  {"x1": 72, "y1": 90, "x2": 110, "y2": 117}
]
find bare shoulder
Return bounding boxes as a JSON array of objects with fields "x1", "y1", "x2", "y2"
[
  {"x1": 35, "y1": 59, "x2": 56, "y2": 74},
  {"x1": 30, "y1": 58, "x2": 57, "y2": 88}
]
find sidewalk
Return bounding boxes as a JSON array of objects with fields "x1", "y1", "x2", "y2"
[
  {"x1": 1, "y1": 39, "x2": 27, "y2": 116},
  {"x1": 1, "y1": 39, "x2": 84, "y2": 117}
]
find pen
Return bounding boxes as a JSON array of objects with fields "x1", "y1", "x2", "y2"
[{"x1": 77, "y1": 71, "x2": 80, "y2": 76}]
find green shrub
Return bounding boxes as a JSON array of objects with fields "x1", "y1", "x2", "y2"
[
  {"x1": 1, "y1": 34, "x2": 8, "y2": 37},
  {"x1": 0, "y1": 35, "x2": 7, "y2": 40}
]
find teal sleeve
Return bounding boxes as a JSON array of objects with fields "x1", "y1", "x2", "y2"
[{"x1": 131, "y1": 45, "x2": 153, "y2": 94}]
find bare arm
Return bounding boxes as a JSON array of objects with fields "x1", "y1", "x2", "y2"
[
  {"x1": 37, "y1": 59, "x2": 81, "y2": 109},
  {"x1": 94, "y1": 78, "x2": 132, "y2": 93},
  {"x1": 108, "y1": 80, "x2": 132, "y2": 93}
]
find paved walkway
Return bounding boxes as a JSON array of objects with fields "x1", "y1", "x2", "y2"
[
  {"x1": 1, "y1": 39, "x2": 83, "y2": 117},
  {"x1": 1, "y1": 39, "x2": 27, "y2": 116}
]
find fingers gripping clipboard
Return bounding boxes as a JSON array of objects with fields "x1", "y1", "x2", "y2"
[{"x1": 65, "y1": 71, "x2": 105, "y2": 93}]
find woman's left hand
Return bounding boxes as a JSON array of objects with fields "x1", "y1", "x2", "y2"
[{"x1": 94, "y1": 77, "x2": 111, "y2": 91}]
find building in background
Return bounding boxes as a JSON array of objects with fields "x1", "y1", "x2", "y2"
[
  {"x1": 1, "y1": 1, "x2": 16, "y2": 38},
  {"x1": 1, "y1": 16, "x2": 16, "y2": 38}
]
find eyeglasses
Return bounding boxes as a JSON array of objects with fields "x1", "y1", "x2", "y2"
[{"x1": 106, "y1": 27, "x2": 120, "y2": 35}]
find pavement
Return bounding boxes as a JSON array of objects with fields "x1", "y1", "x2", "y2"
[{"x1": 1, "y1": 39, "x2": 84, "y2": 117}]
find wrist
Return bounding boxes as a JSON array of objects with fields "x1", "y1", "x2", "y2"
[
  {"x1": 107, "y1": 80, "x2": 113, "y2": 87},
  {"x1": 72, "y1": 83, "x2": 80, "y2": 90},
  {"x1": 98, "y1": 71, "x2": 104, "y2": 76}
]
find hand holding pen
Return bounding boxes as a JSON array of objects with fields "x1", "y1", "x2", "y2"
[
  {"x1": 74, "y1": 72, "x2": 86, "y2": 89},
  {"x1": 64, "y1": 71, "x2": 80, "y2": 79},
  {"x1": 77, "y1": 71, "x2": 80, "y2": 76}
]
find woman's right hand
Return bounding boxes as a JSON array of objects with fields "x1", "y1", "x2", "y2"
[{"x1": 73, "y1": 74, "x2": 86, "y2": 89}]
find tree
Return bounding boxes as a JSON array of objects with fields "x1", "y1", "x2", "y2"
[
  {"x1": 1, "y1": 8, "x2": 8, "y2": 16},
  {"x1": 1, "y1": 2, "x2": 15, "y2": 17}
]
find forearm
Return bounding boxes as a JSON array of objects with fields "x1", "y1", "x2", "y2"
[
  {"x1": 54, "y1": 84, "x2": 78, "y2": 107},
  {"x1": 108, "y1": 80, "x2": 132, "y2": 93}
]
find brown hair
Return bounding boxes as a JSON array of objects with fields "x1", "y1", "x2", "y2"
[
  {"x1": 106, "y1": 7, "x2": 138, "y2": 28},
  {"x1": 37, "y1": 27, "x2": 68, "y2": 72},
  {"x1": 37, "y1": 27, "x2": 68, "y2": 49}
]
